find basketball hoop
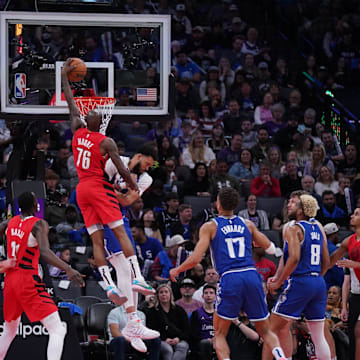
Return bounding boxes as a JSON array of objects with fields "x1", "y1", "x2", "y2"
[{"x1": 74, "y1": 96, "x2": 116, "y2": 135}]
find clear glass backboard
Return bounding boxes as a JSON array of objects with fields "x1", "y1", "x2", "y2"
[{"x1": 0, "y1": 12, "x2": 171, "y2": 116}]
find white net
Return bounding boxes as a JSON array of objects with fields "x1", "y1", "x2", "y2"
[{"x1": 74, "y1": 96, "x2": 116, "y2": 135}]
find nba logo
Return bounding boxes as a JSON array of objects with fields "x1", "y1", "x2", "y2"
[{"x1": 15, "y1": 73, "x2": 26, "y2": 98}]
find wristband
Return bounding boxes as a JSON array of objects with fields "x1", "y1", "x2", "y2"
[{"x1": 265, "y1": 242, "x2": 276, "y2": 255}]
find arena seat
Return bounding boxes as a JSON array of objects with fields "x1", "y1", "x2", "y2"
[
  {"x1": 257, "y1": 197, "x2": 285, "y2": 216},
  {"x1": 261, "y1": 230, "x2": 282, "y2": 248},
  {"x1": 126, "y1": 136, "x2": 146, "y2": 152},
  {"x1": 52, "y1": 279, "x2": 83, "y2": 300},
  {"x1": 69, "y1": 246, "x2": 92, "y2": 264},
  {"x1": 184, "y1": 196, "x2": 211, "y2": 217},
  {"x1": 84, "y1": 280, "x2": 108, "y2": 299},
  {"x1": 86, "y1": 302, "x2": 115, "y2": 360},
  {"x1": 338, "y1": 230, "x2": 353, "y2": 241}
]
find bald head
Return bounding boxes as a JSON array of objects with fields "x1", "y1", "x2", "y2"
[{"x1": 85, "y1": 110, "x2": 102, "y2": 131}]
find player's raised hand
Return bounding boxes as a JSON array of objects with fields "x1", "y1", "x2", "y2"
[
  {"x1": 61, "y1": 58, "x2": 77, "y2": 76},
  {"x1": 336, "y1": 259, "x2": 360, "y2": 268},
  {"x1": 66, "y1": 266, "x2": 85, "y2": 287},
  {"x1": 169, "y1": 268, "x2": 179, "y2": 282}
]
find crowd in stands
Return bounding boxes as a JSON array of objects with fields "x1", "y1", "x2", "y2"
[{"x1": 1, "y1": 0, "x2": 360, "y2": 359}]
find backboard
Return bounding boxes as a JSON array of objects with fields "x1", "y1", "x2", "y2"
[{"x1": 0, "y1": 12, "x2": 171, "y2": 117}]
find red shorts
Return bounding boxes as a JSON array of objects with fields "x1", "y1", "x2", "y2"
[
  {"x1": 76, "y1": 180, "x2": 123, "y2": 228},
  {"x1": 4, "y1": 270, "x2": 58, "y2": 322}
]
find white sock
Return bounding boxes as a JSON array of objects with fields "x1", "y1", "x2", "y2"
[
  {"x1": 0, "y1": 318, "x2": 20, "y2": 360},
  {"x1": 306, "y1": 321, "x2": 331, "y2": 360},
  {"x1": 109, "y1": 253, "x2": 134, "y2": 308},
  {"x1": 272, "y1": 346, "x2": 286, "y2": 360},
  {"x1": 41, "y1": 312, "x2": 67, "y2": 360},
  {"x1": 98, "y1": 265, "x2": 116, "y2": 288},
  {"x1": 128, "y1": 255, "x2": 144, "y2": 281}
]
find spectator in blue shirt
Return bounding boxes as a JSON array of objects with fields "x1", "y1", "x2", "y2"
[
  {"x1": 175, "y1": 50, "x2": 201, "y2": 83},
  {"x1": 323, "y1": 223, "x2": 344, "y2": 289}
]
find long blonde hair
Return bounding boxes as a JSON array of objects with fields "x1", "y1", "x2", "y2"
[
  {"x1": 188, "y1": 131, "x2": 206, "y2": 164},
  {"x1": 317, "y1": 165, "x2": 334, "y2": 185},
  {"x1": 155, "y1": 283, "x2": 176, "y2": 309},
  {"x1": 311, "y1": 144, "x2": 326, "y2": 173}
]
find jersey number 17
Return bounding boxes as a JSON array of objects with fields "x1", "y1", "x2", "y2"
[{"x1": 225, "y1": 237, "x2": 245, "y2": 258}]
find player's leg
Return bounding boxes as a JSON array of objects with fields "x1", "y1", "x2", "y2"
[
  {"x1": 213, "y1": 313, "x2": 232, "y2": 360},
  {"x1": 0, "y1": 317, "x2": 20, "y2": 360},
  {"x1": 354, "y1": 320, "x2": 360, "y2": 360},
  {"x1": 255, "y1": 317, "x2": 287, "y2": 360},
  {"x1": 110, "y1": 222, "x2": 154, "y2": 295},
  {"x1": 40, "y1": 311, "x2": 67, "y2": 360},
  {"x1": 324, "y1": 323, "x2": 336, "y2": 359},
  {"x1": 306, "y1": 321, "x2": 331, "y2": 360},
  {"x1": 89, "y1": 225, "x2": 127, "y2": 304}
]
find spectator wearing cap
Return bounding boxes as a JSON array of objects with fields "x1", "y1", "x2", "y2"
[
  {"x1": 151, "y1": 234, "x2": 188, "y2": 282},
  {"x1": 175, "y1": 51, "x2": 200, "y2": 83},
  {"x1": 173, "y1": 3, "x2": 192, "y2": 35},
  {"x1": 55, "y1": 204, "x2": 86, "y2": 245},
  {"x1": 254, "y1": 92, "x2": 274, "y2": 125},
  {"x1": 189, "y1": 284, "x2": 216, "y2": 360},
  {"x1": 175, "y1": 78, "x2": 201, "y2": 117},
  {"x1": 183, "y1": 26, "x2": 210, "y2": 57},
  {"x1": 323, "y1": 223, "x2": 345, "y2": 289},
  {"x1": 316, "y1": 190, "x2": 348, "y2": 228},
  {"x1": 222, "y1": 99, "x2": 243, "y2": 135},
  {"x1": 250, "y1": 161, "x2": 281, "y2": 197},
  {"x1": 199, "y1": 66, "x2": 226, "y2": 103},
  {"x1": 225, "y1": 17, "x2": 247, "y2": 47},
  {"x1": 175, "y1": 278, "x2": 203, "y2": 315}
]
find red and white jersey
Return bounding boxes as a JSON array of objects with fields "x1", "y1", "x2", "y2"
[
  {"x1": 6, "y1": 215, "x2": 41, "y2": 273},
  {"x1": 72, "y1": 127, "x2": 109, "y2": 182},
  {"x1": 105, "y1": 156, "x2": 153, "y2": 196}
]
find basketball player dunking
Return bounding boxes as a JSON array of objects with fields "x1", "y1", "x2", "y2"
[
  {"x1": 0, "y1": 192, "x2": 84, "y2": 360},
  {"x1": 263, "y1": 191, "x2": 331, "y2": 360},
  {"x1": 61, "y1": 58, "x2": 154, "y2": 304},
  {"x1": 170, "y1": 187, "x2": 286, "y2": 360}
]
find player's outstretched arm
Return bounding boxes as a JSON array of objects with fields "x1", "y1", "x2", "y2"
[
  {"x1": 169, "y1": 221, "x2": 215, "y2": 282},
  {"x1": 327, "y1": 236, "x2": 349, "y2": 270},
  {"x1": 102, "y1": 137, "x2": 139, "y2": 192},
  {"x1": 61, "y1": 58, "x2": 83, "y2": 133},
  {"x1": 33, "y1": 219, "x2": 85, "y2": 286}
]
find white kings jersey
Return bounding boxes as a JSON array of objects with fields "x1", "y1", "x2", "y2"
[{"x1": 105, "y1": 156, "x2": 153, "y2": 196}]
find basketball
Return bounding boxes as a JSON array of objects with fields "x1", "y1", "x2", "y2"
[{"x1": 67, "y1": 58, "x2": 87, "y2": 82}]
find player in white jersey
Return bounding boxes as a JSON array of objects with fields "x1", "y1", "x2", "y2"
[{"x1": 103, "y1": 143, "x2": 159, "y2": 352}]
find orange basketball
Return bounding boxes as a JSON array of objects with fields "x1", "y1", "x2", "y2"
[{"x1": 67, "y1": 58, "x2": 87, "y2": 82}]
